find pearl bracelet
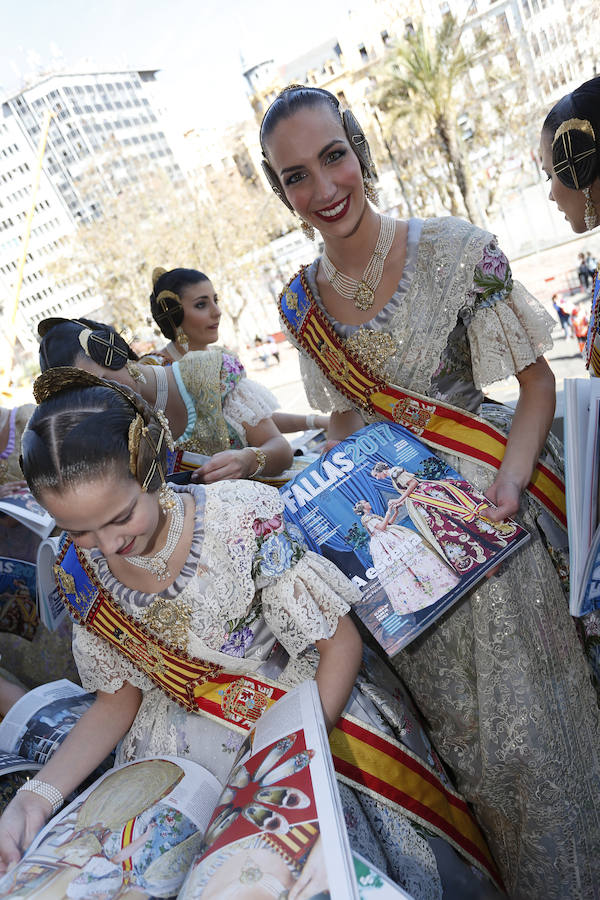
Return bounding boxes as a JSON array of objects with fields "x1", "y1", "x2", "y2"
[
  {"x1": 306, "y1": 413, "x2": 317, "y2": 430},
  {"x1": 17, "y1": 779, "x2": 64, "y2": 815},
  {"x1": 248, "y1": 447, "x2": 267, "y2": 479}
]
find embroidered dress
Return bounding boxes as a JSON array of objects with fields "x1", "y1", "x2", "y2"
[
  {"x1": 71, "y1": 482, "x2": 499, "y2": 900},
  {"x1": 281, "y1": 216, "x2": 600, "y2": 899},
  {"x1": 145, "y1": 346, "x2": 279, "y2": 455},
  {"x1": 386, "y1": 471, "x2": 518, "y2": 574},
  {"x1": 360, "y1": 513, "x2": 459, "y2": 613}
]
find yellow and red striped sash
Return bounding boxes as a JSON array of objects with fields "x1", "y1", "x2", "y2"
[
  {"x1": 407, "y1": 482, "x2": 490, "y2": 523},
  {"x1": 53, "y1": 538, "x2": 503, "y2": 890},
  {"x1": 279, "y1": 268, "x2": 566, "y2": 530}
]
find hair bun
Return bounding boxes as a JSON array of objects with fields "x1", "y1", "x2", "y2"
[
  {"x1": 152, "y1": 267, "x2": 167, "y2": 288},
  {"x1": 83, "y1": 328, "x2": 131, "y2": 371},
  {"x1": 552, "y1": 117, "x2": 598, "y2": 189}
]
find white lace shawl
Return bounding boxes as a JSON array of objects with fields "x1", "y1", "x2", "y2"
[{"x1": 289, "y1": 217, "x2": 555, "y2": 411}]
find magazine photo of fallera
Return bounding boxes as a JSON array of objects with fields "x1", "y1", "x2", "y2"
[{"x1": 281, "y1": 422, "x2": 530, "y2": 655}]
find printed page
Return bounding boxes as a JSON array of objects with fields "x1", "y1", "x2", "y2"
[
  {"x1": 35, "y1": 535, "x2": 67, "y2": 631},
  {"x1": 0, "y1": 750, "x2": 41, "y2": 777},
  {"x1": 178, "y1": 681, "x2": 358, "y2": 900},
  {"x1": 0, "y1": 491, "x2": 54, "y2": 539},
  {"x1": 354, "y1": 852, "x2": 415, "y2": 898},
  {"x1": 0, "y1": 755, "x2": 221, "y2": 900},
  {"x1": 281, "y1": 422, "x2": 530, "y2": 654},
  {"x1": 0, "y1": 680, "x2": 93, "y2": 760}
]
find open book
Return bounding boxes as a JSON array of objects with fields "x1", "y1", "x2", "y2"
[
  {"x1": 564, "y1": 377, "x2": 600, "y2": 615},
  {"x1": 281, "y1": 422, "x2": 530, "y2": 655},
  {"x1": 0, "y1": 680, "x2": 105, "y2": 787},
  {"x1": 0, "y1": 680, "x2": 410, "y2": 899},
  {"x1": 0, "y1": 491, "x2": 54, "y2": 539}
]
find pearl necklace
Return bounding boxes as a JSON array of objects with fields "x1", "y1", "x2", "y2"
[
  {"x1": 125, "y1": 492, "x2": 184, "y2": 580},
  {"x1": 320, "y1": 214, "x2": 396, "y2": 311}
]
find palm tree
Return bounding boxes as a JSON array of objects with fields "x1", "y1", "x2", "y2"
[{"x1": 374, "y1": 15, "x2": 491, "y2": 227}]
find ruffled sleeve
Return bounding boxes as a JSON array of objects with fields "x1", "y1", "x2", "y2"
[
  {"x1": 464, "y1": 240, "x2": 555, "y2": 389},
  {"x1": 72, "y1": 624, "x2": 154, "y2": 694},
  {"x1": 261, "y1": 551, "x2": 358, "y2": 659},
  {"x1": 223, "y1": 376, "x2": 279, "y2": 435}
]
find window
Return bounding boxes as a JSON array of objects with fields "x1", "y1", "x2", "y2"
[
  {"x1": 381, "y1": 29, "x2": 389, "y2": 45},
  {"x1": 358, "y1": 43, "x2": 368, "y2": 62}
]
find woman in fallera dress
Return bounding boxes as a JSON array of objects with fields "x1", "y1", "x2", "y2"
[
  {"x1": 259, "y1": 83, "x2": 600, "y2": 898},
  {"x1": 0, "y1": 369, "x2": 502, "y2": 900}
]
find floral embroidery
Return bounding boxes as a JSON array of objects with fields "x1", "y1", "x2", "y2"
[
  {"x1": 220, "y1": 626, "x2": 255, "y2": 657},
  {"x1": 220, "y1": 351, "x2": 245, "y2": 400},
  {"x1": 252, "y1": 520, "x2": 306, "y2": 579},
  {"x1": 472, "y1": 240, "x2": 513, "y2": 301}
]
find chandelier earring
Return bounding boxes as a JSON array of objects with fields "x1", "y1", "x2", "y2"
[
  {"x1": 363, "y1": 175, "x2": 379, "y2": 206},
  {"x1": 126, "y1": 361, "x2": 147, "y2": 384},
  {"x1": 300, "y1": 218, "x2": 315, "y2": 241},
  {"x1": 583, "y1": 186, "x2": 599, "y2": 231},
  {"x1": 158, "y1": 482, "x2": 177, "y2": 513},
  {"x1": 175, "y1": 325, "x2": 189, "y2": 352}
]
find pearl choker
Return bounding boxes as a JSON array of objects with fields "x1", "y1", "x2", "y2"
[
  {"x1": 320, "y1": 214, "x2": 396, "y2": 310},
  {"x1": 125, "y1": 492, "x2": 184, "y2": 580}
]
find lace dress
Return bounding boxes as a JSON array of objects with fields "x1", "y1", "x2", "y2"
[
  {"x1": 149, "y1": 347, "x2": 279, "y2": 455},
  {"x1": 284, "y1": 216, "x2": 600, "y2": 899},
  {"x1": 71, "y1": 481, "x2": 499, "y2": 900}
]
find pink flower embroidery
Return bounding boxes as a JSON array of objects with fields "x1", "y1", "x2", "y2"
[
  {"x1": 252, "y1": 515, "x2": 284, "y2": 537},
  {"x1": 479, "y1": 242, "x2": 508, "y2": 281}
]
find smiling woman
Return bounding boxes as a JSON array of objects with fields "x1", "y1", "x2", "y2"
[{"x1": 260, "y1": 84, "x2": 600, "y2": 899}]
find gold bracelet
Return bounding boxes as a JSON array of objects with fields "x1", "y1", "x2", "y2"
[{"x1": 248, "y1": 447, "x2": 267, "y2": 478}]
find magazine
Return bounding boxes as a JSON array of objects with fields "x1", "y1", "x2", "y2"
[
  {"x1": 0, "y1": 680, "x2": 104, "y2": 784},
  {"x1": 281, "y1": 422, "x2": 530, "y2": 655},
  {"x1": 34, "y1": 535, "x2": 67, "y2": 632},
  {"x1": 0, "y1": 681, "x2": 393, "y2": 900},
  {"x1": 0, "y1": 556, "x2": 38, "y2": 640},
  {"x1": 0, "y1": 490, "x2": 54, "y2": 539},
  {"x1": 564, "y1": 377, "x2": 600, "y2": 614}
]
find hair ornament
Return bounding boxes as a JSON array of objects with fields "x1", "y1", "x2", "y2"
[
  {"x1": 128, "y1": 414, "x2": 144, "y2": 477},
  {"x1": 156, "y1": 289, "x2": 181, "y2": 310},
  {"x1": 78, "y1": 328, "x2": 92, "y2": 358},
  {"x1": 552, "y1": 117, "x2": 598, "y2": 190},
  {"x1": 154, "y1": 408, "x2": 175, "y2": 451},
  {"x1": 152, "y1": 267, "x2": 168, "y2": 287}
]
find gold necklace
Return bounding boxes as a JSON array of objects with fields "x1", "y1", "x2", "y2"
[{"x1": 320, "y1": 215, "x2": 396, "y2": 311}]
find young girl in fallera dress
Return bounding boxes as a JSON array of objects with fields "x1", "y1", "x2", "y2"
[
  {"x1": 0, "y1": 368, "x2": 502, "y2": 900},
  {"x1": 259, "y1": 84, "x2": 600, "y2": 898}
]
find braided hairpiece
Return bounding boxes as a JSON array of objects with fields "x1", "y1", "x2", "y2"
[
  {"x1": 150, "y1": 267, "x2": 184, "y2": 339},
  {"x1": 552, "y1": 117, "x2": 598, "y2": 190},
  {"x1": 33, "y1": 367, "x2": 175, "y2": 493},
  {"x1": 260, "y1": 85, "x2": 378, "y2": 210}
]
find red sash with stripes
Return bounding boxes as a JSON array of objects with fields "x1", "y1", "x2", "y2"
[
  {"x1": 279, "y1": 268, "x2": 566, "y2": 529},
  {"x1": 53, "y1": 537, "x2": 503, "y2": 889}
]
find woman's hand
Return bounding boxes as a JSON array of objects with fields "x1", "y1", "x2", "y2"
[
  {"x1": 288, "y1": 837, "x2": 327, "y2": 900},
  {"x1": 315, "y1": 614, "x2": 362, "y2": 732},
  {"x1": 0, "y1": 791, "x2": 52, "y2": 873},
  {"x1": 0, "y1": 481, "x2": 27, "y2": 499},
  {"x1": 192, "y1": 449, "x2": 256, "y2": 483},
  {"x1": 484, "y1": 474, "x2": 521, "y2": 521}
]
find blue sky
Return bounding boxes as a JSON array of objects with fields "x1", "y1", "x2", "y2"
[{"x1": 1, "y1": 0, "x2": 354, "y2": 127}]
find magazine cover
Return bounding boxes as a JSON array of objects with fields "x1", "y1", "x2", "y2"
[
  {"x1": 281, "y1": 422, "x2": 530, "y2": 655},
  {"x1": 0, "y1": 490, "x2": 54, "y2": 539},
  {"x1": 0, "y1": 557, "x2": 38, "y2": 640}
]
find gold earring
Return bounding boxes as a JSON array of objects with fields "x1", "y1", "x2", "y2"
[
  {"x1": 300, "y1": 219, "x2": 315, "y2": 241},
  {"x1": 363, "y1": 175, "x2": 379, "y2": 206},
  {"x1": 158, "y1": 482, "x2": 176, "y2": 513},
  {"x1": 175, "y1": 326, "x2": 189, "y2": 352},
  {"x1": 583, "y1": 187, "x2": 599, "y2": 231},
  {"x1": 126, "y1": 361, "x2": 147, "y2": 384}
]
